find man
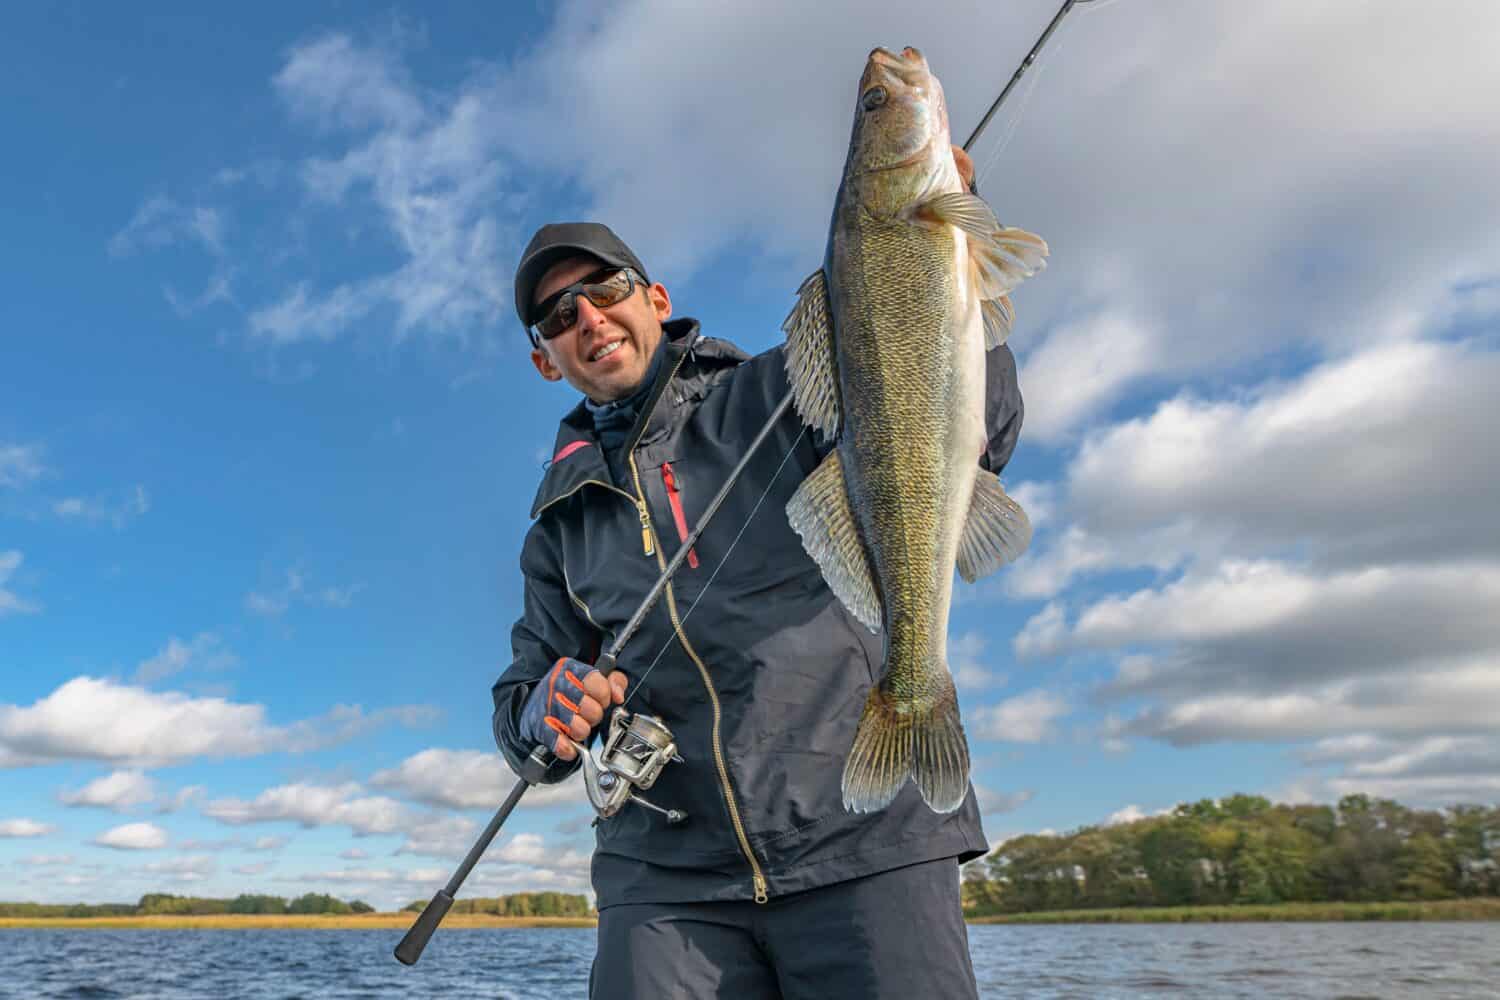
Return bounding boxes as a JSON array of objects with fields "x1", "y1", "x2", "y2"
[{"x1": 492, "y1": 147, "x2": 1022, "y2": 998}]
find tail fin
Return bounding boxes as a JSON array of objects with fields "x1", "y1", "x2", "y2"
[{"x1": 841, "y1": 672, "x2": 970, "y2": 814}]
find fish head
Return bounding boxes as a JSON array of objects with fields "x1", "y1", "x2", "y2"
[{"x1": 842, "y1": 47, "x2": 952, "y2": 213}]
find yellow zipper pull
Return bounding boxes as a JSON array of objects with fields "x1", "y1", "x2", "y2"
[
  {"x1": 637, "y1": 501, "x2": 655, "y2": 556},
  {"x1": 753, "y1": 873, "x2": 768, "y2": 904}
]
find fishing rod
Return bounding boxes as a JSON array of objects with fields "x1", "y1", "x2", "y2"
[
  {"x1": 963, "y1": 0, "x2": 1099, "y2": 153},
  {"x1": 395, "y1": 1, "x2": 1092, "y2": 967}
]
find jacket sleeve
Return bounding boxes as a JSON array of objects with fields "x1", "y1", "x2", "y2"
[
  {"x1": 980, "y1": 342, "x2": 1024, "y2": 476},
  {"x1": 490, "y1": 518, "x2": 599, "y2": 784}
]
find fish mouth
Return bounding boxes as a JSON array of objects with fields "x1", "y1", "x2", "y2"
[{"x1": 863, "y1": 46, "x2": 930, "y2": 89}]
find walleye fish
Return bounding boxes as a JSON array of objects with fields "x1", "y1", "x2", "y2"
[{"x1": 782, "y1": 46, "x2": 1047, "y2": 814}]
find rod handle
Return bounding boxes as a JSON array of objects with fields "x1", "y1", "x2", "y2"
[{"x1": 393, "y1": 889, "x2": 454, "y2": 966}]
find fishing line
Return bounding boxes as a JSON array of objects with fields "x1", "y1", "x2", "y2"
[
  {"x1": 623, "y1": 425, "x2": 808, "y2": 708},
  {"x1": 972, "y1": 0, "x2": 1116, "y2": 191}
]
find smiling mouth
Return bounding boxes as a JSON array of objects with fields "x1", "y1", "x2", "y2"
[{"x1": 590, "y1": 340, "x2": 624, "y2": 363}]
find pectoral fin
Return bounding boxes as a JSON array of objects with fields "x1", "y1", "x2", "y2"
[
  {"x1": 918, "y1": 191, "x2": 1049, "y2": 348},
  {"x1": 781, "y1": 268, "x2": 841, "y2": 438},
  {"x1": 786, "y1": 450, "x2": 882, "y2": 632},
  {"x1": 956, "y1": 474, "x2": 1032, "y2": 583}
]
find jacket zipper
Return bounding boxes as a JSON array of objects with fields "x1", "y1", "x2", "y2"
[
  {"x1": 630, "y1": 449, "x2": 768, "y2": 904},
  {"x1": 659, "y1": 462, "x2": 699, "y2": 569},
  {"x1": 533, "y1": 478, "x2": 654, "y2": 558}
]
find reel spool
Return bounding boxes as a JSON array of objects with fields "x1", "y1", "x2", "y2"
[{"x1": 570, "y1": 708, "x2": 687, "y2": 824}]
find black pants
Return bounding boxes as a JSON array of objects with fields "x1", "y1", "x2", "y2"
[{"x1": 590, "y1": 857, "x2": 979, "y2": 999}]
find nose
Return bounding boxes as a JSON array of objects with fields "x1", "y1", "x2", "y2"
[{"x1": 575, "y1": 293, "x2": 609, "y2": 332}]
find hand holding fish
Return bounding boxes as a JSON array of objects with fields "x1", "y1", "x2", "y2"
[{"x1": 952, "y1": 144, "x2": 975, "y2": 190}]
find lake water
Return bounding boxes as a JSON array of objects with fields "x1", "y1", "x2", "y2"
[{"x1": 7, "y1": 922, "x2": 1500, "y2": 998}]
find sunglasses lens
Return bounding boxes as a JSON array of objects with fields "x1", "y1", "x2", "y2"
[
  {"x1": 583, "y1": 271, "x2": 633, "y2": 307},
  {"x1": 537, "y1": 294, "x2": 576, "y2": 339},
  {"x1": 534, "y1": 270, "x2": 636, "y2": 340}
]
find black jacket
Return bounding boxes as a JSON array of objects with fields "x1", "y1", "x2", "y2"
[{"x1": 492, "y1": 318, "x2": 1024, "y2": 909}]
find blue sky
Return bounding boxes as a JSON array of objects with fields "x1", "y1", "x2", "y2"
[{"x1": 4, "y1": 0, "x2": 1498, "y2": 909}]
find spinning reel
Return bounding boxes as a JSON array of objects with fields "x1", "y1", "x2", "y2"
[{"x1": 562, "y1": 707, "x2": 688, "y2": 824}]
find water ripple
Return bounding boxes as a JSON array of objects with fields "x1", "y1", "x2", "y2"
[{"x1": 2, "y1": 922, "x2": 1498, "y2": 998}]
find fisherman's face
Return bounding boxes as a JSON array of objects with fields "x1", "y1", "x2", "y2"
[{"x1": 530, "y1": 255, "x2": 673, "y2": 403}]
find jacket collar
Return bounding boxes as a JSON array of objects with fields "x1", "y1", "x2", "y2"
[{"x1": 529, "y1": 319, "x2": 747, "y2": 518}]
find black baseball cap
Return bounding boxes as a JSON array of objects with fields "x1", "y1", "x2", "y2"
[{"x1": 513, "y1": 221, "x2": 650, "y2": 332}]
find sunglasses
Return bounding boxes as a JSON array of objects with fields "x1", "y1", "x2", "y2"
[{"x1": 530, "y1": 267, "x2": 646, "y2": 342}]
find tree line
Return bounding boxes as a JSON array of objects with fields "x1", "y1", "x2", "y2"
[
  {"x1": 0, "y1": 892, "x2": 375, "y2": 918},
  {"x1": 962, "y1": 794, "x2": 1500, "y2": 916},
  {"x1": 402, "y1": 892, "x2": 593, "y2": 917}
]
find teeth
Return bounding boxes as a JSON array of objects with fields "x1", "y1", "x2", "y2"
[{"x1": 592, "y1": 341, "x2": 622, "y2": 362}]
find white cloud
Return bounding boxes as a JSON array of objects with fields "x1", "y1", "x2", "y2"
[
  {"x1": 52, "y1": 485, "x2": 151, "y2": 528},
  {"x1": 0, "y1": 818, "x2": 55, "y2": 838},
  {"x1": 233, "y1": 862, "x2": 272, "y2": 876},
  {"x1": 60, "y1": 770, "x2": 158, "y2": 811},
  {"x1": 1121, "y1": 661, "x2": 1500, "y2": 748},
  {"x1": 370, "y1": 747, "x2": 584, "y2": 810},
  {"x1": 0, "y1": 676, "x2": 434, "y2": 768},
  {"x1": 203, "y1": 782, "x2": 412, "y2": 835},
  {"x1": 243, "y1": 33, "x2": 513, "y2": 346},
  {"x1": 109, "y1": 196, "x2": 225, "y2": 258},
  {"x1": 1023, "y1": 561, "x2": 1500, "y2": 689},
  {"x1": 975, "y1": 786, "x2": 1034, "y2": 816},
  {"x1": 157, "y1": 785, "x2": 206, "y2": 814},
  {"x1": 0, "y1": 550, "x2": 40, "y2": 617},
  {"x1": 141, "y1": 855, "x2": 216, "y2": 881},
  {"x1": 134, "y1": 633, "x2": 237, "y2": 685},
  {"x1": 0, "y1": 443, "x2": 45, "y2": 488},
  {"x1": 245, "y1": 568, "x2": 363, "y2": 617},
  {"x1": 1012, "y1": 337, "x2": 1500, "y2": 599},
  {"x1": 250, "y1": 835, "x2": 289, "y2": 852},
  {"x1": 20, "y1": 854, "x2": 74, "y2": 866},
  {"x1": 340, "y1": 847, "x2": 370, "y2": 860},
  {"x1": 950, "y1": 631, "x2": 1005, "y2": 689},
  {"x1": 968, "y1": 689, "x2": 1069, "y2": 743},
  {"x1": 93, "y1": 822, "x2": 168, "y2": 850},
  {"x1": 1016, "y1": 306, "x2": 1157, "y2": 443}
]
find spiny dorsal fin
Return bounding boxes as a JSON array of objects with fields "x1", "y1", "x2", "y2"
[
  {"x1": 956, "y1": 474, "x2": 1032, "y2": 583},
  {"x1": 780, "y1": 268, "x2": 841, "y2": 437},
  {"x1": 785, "y1": 449, "x2": 882, "y2": 632}
]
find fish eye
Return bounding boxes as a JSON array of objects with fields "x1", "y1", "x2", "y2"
[{"x1": 861, "y1": 86, "x2": 887, "y2": 111}]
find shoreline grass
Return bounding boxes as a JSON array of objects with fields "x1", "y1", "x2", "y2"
[
  {"x1": 0, "y1": 913, "x2": 597, "y2": 931},
  {"x1": 6, "y1": 898, "x2": 1499, "y2": 930},
  {"x1": 967, "y1": 898, "x2": 1500, "y2": 924}
]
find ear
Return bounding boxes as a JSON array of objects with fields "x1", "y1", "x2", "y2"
[
  {"x1": 646, "y1": 281, "x2": 672, "y2": 323},
  {"x1": 531, "y1": 344, "x2": 564, "y2": 382}
]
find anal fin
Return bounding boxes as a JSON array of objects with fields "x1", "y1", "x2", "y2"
[
  {"x1": 786, "y1": 450, "x2": 881, "y2": 632},
  {"x1": 956, "y1": 474, "x2": 1032, "y2": 583}
]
